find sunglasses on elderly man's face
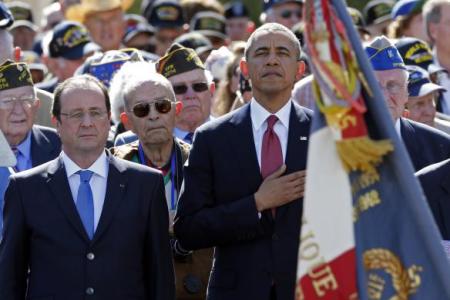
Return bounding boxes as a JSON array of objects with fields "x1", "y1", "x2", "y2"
[
  {"x1": 172, "y1": 82, "x2": 209, "y2": 95},
  {"x1": 280, "y1": 9, "x2": 302, "y2": 19},
  {"x1": 130, "y1": 99, "x2": 172, "y2": 118}
]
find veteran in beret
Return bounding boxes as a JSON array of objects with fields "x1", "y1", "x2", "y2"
[
  {"x1": 157, "y1": 43, "x2": 215, "y2": 143},
  {"x1": 366, "y1": 36, "x2": 450, "y2": 171},
  {"x1": 0, "y1": 60, "x2": 61, "y2": 172}
]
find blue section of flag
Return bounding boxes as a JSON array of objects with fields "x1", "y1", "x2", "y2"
[{"x1": 316, "y1": 0, "x2": 450, "y2": 298}]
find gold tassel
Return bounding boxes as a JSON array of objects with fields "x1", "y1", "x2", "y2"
[{"x1": 336, "y1": 137, "x2": 394, "y2": 177}]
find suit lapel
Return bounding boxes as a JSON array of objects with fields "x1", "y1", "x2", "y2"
[
  {"x1": 228, "y1": 104, "x2": 262, "y2": 193},
  {"x1": 400, "y1": 118, "x2": 420, "y2": 169},
  {"x1": 47, "y1": 156, "x2": 90, "y2": 241},
  {"x1": 92, "y1": 156, "x2": 127, "y2": 243},
  {"x1": 276, "y1": 103, "x2": 310, "y2": 220},
  {"x1": 31, "y1": 126, "x2": 55, "y2": 167},
  {"x1": 440, "y1": 172, "x2": 450, "y2": 238}
]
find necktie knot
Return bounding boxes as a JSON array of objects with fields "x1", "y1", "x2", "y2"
[
  {"x1": 78, "y1": 170, "x2": 93, "y2": 183},
  {"x1": 266, "y1": 115, "x2": 278, "y2": 130},
  {"x1": 10, "y1": 146, "x2": 18, "y2": 156},
  {"x1": 184, "y1": 132, "x2": 194, "y2": 143}
]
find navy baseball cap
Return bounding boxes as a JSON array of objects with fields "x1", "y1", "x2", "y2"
[
  {"x1": 0, "y1": 2, "x2": 14, "y2": 29},
  {"x1": 48, "y1": 21, "x2": 100, "y2": 60},
  {"x1": 391, "y1": 0, "x2": 423, "y2": 19},
  {"x1": 365, "y1": 36, "x2": 405, "y2": 71},
  {"x1": 263, "y1": 0, "x2": 303, "y2": 12},
  {"x1": 395, "y1": 37, "x2": 433, "y2": 70},
  {"x1": 147, "y1": 0, "x2": 184, "y2": 29},
  {"x1": 407, "y1": 65, "x2": 445, "y2": 97}
]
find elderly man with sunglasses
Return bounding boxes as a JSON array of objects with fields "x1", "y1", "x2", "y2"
[
  {"x1": 157, "y1": 43, "x2": 215, "y2": 144},
  {"x1": 111, "y1": 61, "x2": 213, "y2": 299},
  {"x1": 0, "y1": 60, "x2": 61, "y2": 173}
]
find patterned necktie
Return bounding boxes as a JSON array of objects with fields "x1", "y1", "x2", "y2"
[
  {"x1": 261, "y1": 115, "x2": 283, "y2": 217},
  {"x1": 184, "y1": 132, "x2": 194, "y2": 144},
  {"x1": 11, "y1": 146, "x2": 19, "y2": 172},
  {"x1": 76, "y1": 170, "x2": 95, "y2": 239}
]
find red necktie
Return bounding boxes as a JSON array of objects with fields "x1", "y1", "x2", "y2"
[{"x1": 261, "y1": 115, "x2": 283, "y2": 217}]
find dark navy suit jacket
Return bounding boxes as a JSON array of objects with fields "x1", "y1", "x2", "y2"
[
  {"x1": 417, "y1": 159, "x2": 450, "y2": 240},
  {"x1": 30, "y1": 125, "x2": 61, "y2": 168},
  {"x1": 401, "y1": 118, "x2": 450, "y2": 171},
  {"x1": 174, "y1": 102, "x2": 312, "y2": 300},
  {"x1": 0, "y1": 155, "x2": 175, "y2": 300}
]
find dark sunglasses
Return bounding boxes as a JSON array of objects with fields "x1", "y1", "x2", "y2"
[
  {"x1": 172, "y1": 82, "x2": 209, "y2": 95},
  {"x1": 280, "y1": 10, "x2": 302, "y2": 19},
  {"x1": 131, "y1": 99, "x2": 172, "y2": 118}
]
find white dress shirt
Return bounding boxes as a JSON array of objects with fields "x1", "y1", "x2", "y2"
[
  {"x1": 433, "y1": 49, "x2": 450, "y2": 114},
  {"x1": 395, "y1": 118, "x2": 401, "y2": 138},
  {"x1": 62, "y1": 151, "x2": 109, "y2": 231},
  {"x1": 250, "y1": 98, "x2": 291, "y2": 168}
]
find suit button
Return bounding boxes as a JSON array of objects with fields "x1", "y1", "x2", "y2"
[
  {"x1": 86, "y1": 287, "x2": 94, "y2": 295},
  {"x1": 86, "y1": 252, "x2": 95, "y2": 260},
  {"x1": 272, "y1": 234, "x2": 279, "y2": 241}
]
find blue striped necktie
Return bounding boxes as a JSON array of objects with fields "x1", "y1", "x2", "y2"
[
  {"x1": 11, "y1": 146, "x2": 19, "y2": 172},
  {"x1": 184, "y1": 132, "x2": 194, "y2": 144},
  {"x1": 76, "y1": 170, "x2": 94, "y2": 239}
]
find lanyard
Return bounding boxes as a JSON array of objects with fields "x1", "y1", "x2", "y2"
[{"x1": 138, "y1": 143, "x2": 176, "y2": 210}]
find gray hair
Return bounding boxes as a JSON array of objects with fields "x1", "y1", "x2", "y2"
[
  {"x1": 422, "y1": 0, "x2": 450, "y2": 44},
  {"x1": 109, "y1": 61, "x2": 175, "y2": 123},
  {"x1": 0, "y1": 30, "x2": 13, "y2": 63},
  {"x1": 244, "y1": 22, "x2": 301, "y2": 61}
]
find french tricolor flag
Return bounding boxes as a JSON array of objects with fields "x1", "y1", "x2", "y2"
[{"x1": 296, "y1": 0, "x2": 450, "y2": 299}]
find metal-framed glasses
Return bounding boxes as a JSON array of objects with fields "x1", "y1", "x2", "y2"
[
  {"x1": 60, "y1": 109, "x2": 108, "y2": 122},
  {"x1": 172, "y1": 82, "x2": 209, "y2": 95},
  {"x1": 0, "y1": 95, "x2": 36, "y2": 110},
  {"x1": 378, "y1": 81, "x2": 406, "y2": 95}
]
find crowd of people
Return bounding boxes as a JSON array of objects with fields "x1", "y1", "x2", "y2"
[{"x1": 0, "y1": 0, "x2": 450, "y2": 299}]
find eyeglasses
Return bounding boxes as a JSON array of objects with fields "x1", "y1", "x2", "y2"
[
  {"x1": 0, "y1": 95, "x2": 36, "y2": 110},
  {"x1": 378, "y1": 81, "x2": 406, "y2": 95},
  {"x1": 280, "y1": 9, "x2": 302, "y2": 19},
  {"x1": 130, "y1": 99, "x2": 172, "y2": 118},
  {"x1": 172, "y1": 82, "x2": 209, "y2": 95},
  {"x1": 60, "y1": 109, "x2": 108, "y2": 122}
]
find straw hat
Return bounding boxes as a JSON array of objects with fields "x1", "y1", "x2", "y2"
[
  {"x1": 0, "y1": 130, "x2": 16, "y2": 167},
  {"x1": 66, "y1": 0, "x2": 134, "y2": 23}
]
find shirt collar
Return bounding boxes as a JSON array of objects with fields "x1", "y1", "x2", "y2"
[
  {"x1": 173, "y1": 127, "x2": 190, "y2": 138},
  {"x1": 250, "y1": 98, "x2": 292, "y2": 131},
  {"x1": 16, "y1": 131, "x2": 31, "y2": 160},
  {"x1": 61, "y1": 151, "x2": 109, "y2": 178}
]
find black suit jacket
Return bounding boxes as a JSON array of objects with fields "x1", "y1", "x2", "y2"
[
  {"x1": 401, "y1": 118, "x2": 450, "y2": 171},
  {"x1": 30, "y1": 125, "x2": 61, "y2": 168},
  {"x1": 0, "y1": 154, "x2": 175, "y2": 300},
  {"x1": 174, "y1": 102, "x2": 312, "y2": 300},
  {"x1": 417, "y1": 159, "x2": 450, "y2": 240}
]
